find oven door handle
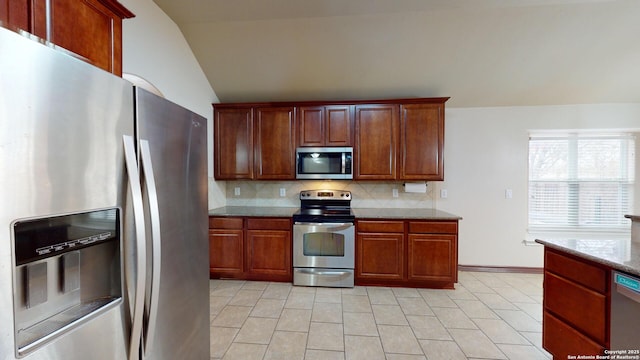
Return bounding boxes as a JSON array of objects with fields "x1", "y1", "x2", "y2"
[
  {"x1": 297, "y1": 269, "x2": 352, "y2": 277},
  {"x1": 295, "y1": 222, "x2": 353, "y2": 232}
]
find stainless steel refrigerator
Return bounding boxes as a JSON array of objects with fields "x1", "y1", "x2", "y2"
[{"x1": 0, "y1": 27, "x2": 210, "y2": 359}]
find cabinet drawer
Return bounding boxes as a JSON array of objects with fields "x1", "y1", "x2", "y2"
[
  {"x1": 209, "y1": 217, "x2": 243, "y2": 230},
  {"x1": 247, "y1": 218, "x2": 290, "y2": 230},
  {"x1": 544, "y1": 272, "x2": 606, "y2": 343},
  {"x1": 543, "y1": 311, "x2": 604, "y2": 358},
  {"x1": 357, "y1": 221, "x2": 404, "y2": 233},
  {"x1": 409, "y1": 221, "x2": 457, "y2": 234},
  {"x1": 545, "y1": 249, "x2": 607, "y2": 293}
]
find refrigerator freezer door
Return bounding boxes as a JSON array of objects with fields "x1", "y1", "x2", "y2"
[
  {"x1": 0, "y1": 27, "x2": 133, "y2": 359},
  {"x1": 134, "y1": 88, "x2": 210, "y2": 359}
]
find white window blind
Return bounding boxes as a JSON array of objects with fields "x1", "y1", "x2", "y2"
[{"x1": 528, "y1": 133, "x2": 635, "y2": 233}]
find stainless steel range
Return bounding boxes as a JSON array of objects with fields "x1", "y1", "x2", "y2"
[{"x1": 292, "y1": 190, "x2": 355, "y2": 287}]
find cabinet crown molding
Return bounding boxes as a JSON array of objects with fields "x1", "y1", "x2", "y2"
[{"x1": 213, "y1": 97, "x2": 450, "y2": 109}]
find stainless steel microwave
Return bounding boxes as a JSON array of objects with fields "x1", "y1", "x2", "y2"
[{"x1": 296, "y1": 147, "x2": 353, "y2": 180}]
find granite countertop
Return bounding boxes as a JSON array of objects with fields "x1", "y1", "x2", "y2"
[
  {"x1": 625, "y1": 214, "x2": 640, "y2": 221},
  {"x1": 208, "y1": 206, "x2": 462, "y2": 220},
  {"x1": 353, "y1": 208, "x2": 462, "y2": 220},
  {"x1": 535, "y1": 238, "x2": 640, "y2": 278},
  {"x1": 209, "y1": 206, "x2": 298, "y2": 217}
]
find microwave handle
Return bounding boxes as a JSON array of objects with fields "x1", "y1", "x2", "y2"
[{"x1": 342, "y1": 152, "x2": 346, "y2": 174}]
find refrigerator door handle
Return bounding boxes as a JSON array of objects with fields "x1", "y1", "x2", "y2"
[
  {"x1": 123, "y1": 135, "x2": 146, "y2": 360},
  {"x1": 139, "y1": 139, "x2": 162, "y2": 357}
]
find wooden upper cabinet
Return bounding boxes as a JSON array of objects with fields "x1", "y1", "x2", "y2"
[
  {"x1": 1, "y1": 0, "x2": 133, "y2": 76},
  {"x1": 47, "y1": 0, "x2": 133, "y2": 75},
  {"x1": 214, "y1": 107, "x2": 253, "y2": 180},
  {"x1": 298, "y1": 105, "x2": 353, "y2": 147},
  {"x1": 354, "y1": 104, "x2": 399, "y2": 180},
  {"x1": 213, "y1": 98, "x2": 448, "y2": 181},
  {"x1": 0, "y1": 0, "x2": 31, "y2": 32},
  {"x1": 400, "y1": 103, "x2": 445, "y2": 180},
  {"x1": 254, "y1": 106, "x2": 296, "y2": 180}
]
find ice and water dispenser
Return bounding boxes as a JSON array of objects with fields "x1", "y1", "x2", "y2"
[{"x1": 12, "y1": 209, "x2": 123, "y2": 355}]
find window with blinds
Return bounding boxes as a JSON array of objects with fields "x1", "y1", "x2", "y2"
[{"x1": 528, "y1": 133, "x2": 635, "y2": 233}]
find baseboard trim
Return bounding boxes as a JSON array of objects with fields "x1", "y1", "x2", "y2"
[{"x1": 458, "y1": 265, "x2": 543, "y2": 274}]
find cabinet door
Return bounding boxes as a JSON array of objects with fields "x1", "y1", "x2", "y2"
[
  {"x1": 298, "y1": 106, "x2": 324, "y2": 147},
  {"x1": 355, "y1": 104, "x2": 399, "y2": 180},
  {"x1": 543, "y1": 312, "x2": 605, "y2": 359},
  {"x1": 400, "y1": 103, "x2": 444, "y2": 180},
  {"x1": 43, "y1": 0, "x2": 133, "y2": 75},
  {"x1": 245, "y1": 229, "x2": 292, "y2": 281},
  {"x1": 209, "y1": 229, "x2": 244, "y2": 278},
  {"x1": 544, "y1": 272, "x2": 606, "y2": 343},
  {"x1": 356, "y1": 232, "x2": 404, "y2": 281},
  {"x1": 0, "y1": 0, "x2": 30, "y2": 31},
  {"x1": 254, "y1": 106, "x2": 296, "y2": 179},
  {"x1": 214, "y1": 107, "x2": 253, "y2": 179},
  {"x1": 407, "y1": 234, "x2": 456, "y2": 282},
  {"x1": 298, "y1": 105, "x2": 352, "y2": 147},
  {"x1": 325, "y1": 105, "x2": 352, "y2": 146}
]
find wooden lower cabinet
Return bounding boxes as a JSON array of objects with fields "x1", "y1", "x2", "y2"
[
  {"x1": 355, "y1": 219, "x2": 458, "y2": 288},
  {"x1": 542, "y1": 248, "x2": 609, "y2": 358},
  {"x1": 245, "y1": 218, "x2": 292, "y2": 281},
  {"x1": 209, "y1": 229, "x2": 244, "y2": 277},
  {"x1": 543, "y1": 312, "x2": 605, "y2": 359},
  {"x1": 209, "y1": 216, "x2": 292, "y2": 282},
  {"x1": 209, "y1": 217, "x2": 244, "y2": 278},
  {"x1": 356, "y1": 221, "x2": 405, "y2": 282},
  {"x1": 408, "y1": 234, "x2": 457, "y2": 282},
  {"x1": 407, "y1": 221, "x2": 458, "y2": 284}
]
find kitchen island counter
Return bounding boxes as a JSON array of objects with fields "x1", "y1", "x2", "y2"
[{"x1": 535, "y1": 238, "x2": 640, "y2": 277}]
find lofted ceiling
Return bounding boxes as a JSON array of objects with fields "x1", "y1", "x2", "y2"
[{"x1": 152, "y1": 0, "x2": 640, "y2": 107}]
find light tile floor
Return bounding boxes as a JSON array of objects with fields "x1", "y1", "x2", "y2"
[{"x1": 210, "y1": 271, "x2": 551, "y2": 360}]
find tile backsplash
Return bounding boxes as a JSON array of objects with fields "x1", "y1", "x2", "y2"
[{"x1": 224, "y1": 181, "x2": 435, "y2": 209}]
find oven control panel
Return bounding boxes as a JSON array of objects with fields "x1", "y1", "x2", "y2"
[{"x1": 300, "y1": 190, "x2": 351, "y2": 200}]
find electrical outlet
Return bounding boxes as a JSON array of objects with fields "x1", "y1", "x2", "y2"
[
  {"x1": 440, "y1": 189, "x2": 448, "y2": 199},
  {"x1": 279, "y1": 188, "x2": 286, "y2": 197},
  {"x1": 234, "y1": 187, "x2": 241, "y2": 196},
  {"x1": 505, "y1": 189, "x2": 513, "y2": 199},
  {"x1": 392, "y1": 188, "x2": 399, "y2": 198}
]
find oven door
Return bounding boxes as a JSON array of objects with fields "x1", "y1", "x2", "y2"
[{"x1": 293, "y1": 222, "x2": 355, "y2": 269}]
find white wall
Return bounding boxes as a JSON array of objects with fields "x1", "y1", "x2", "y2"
[
  {"x1": 118, "y1": 0, "x2": 225, "y2": 209},
  {"x1": 435, "y1": 103, "x2": 640, "y2": 268}
]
